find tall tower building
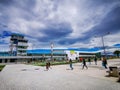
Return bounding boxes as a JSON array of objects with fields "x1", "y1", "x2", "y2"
[{"x1": 10, "y1": 33, "x2": 28, "y2": 56}]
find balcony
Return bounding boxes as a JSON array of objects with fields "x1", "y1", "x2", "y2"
[
  {"x1": 18, "y1": 42, "x2": 28, "y2": 46},
  {"x1": 17, "y1": 52, "x2": 27, "y2": 56},
  {"x1": 17, "y1": 48, "x2": 27, "y2": 51}
]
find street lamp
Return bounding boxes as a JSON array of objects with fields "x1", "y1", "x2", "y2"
[
  {"x1": 32, "y1": 43, "x2": 34, "y2": 62},
  {"x1": 50, "y1": 42, "x2": 54, "y2": 61},
  {"x1": 101, "y1": 36, "x2": 106, "y2": 58},
  {"x1": 95, "y1": 32, "x2": 110, "y2": 59}
]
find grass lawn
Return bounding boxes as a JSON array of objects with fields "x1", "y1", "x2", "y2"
[
  {"x1": 0, "y1": 65, "x2": 6, "y2": 72},
  {"x1": 33, "y1": 60, "x2": 78, "y2": 66}
]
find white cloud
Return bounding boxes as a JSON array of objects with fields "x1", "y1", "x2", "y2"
[{"x1": 0, "y1": 0, "x2": 120, "y2": 50}]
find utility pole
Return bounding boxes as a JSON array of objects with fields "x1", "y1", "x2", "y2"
[
  {"x1": 101, "y1": 36, "x2": 106, "y2": 58},
  {"x1": 32, "y1": 43, "x2": 34, "y2": 62},
  {"x1": 50, "y1": 42, "x2": 54, "y2": 61},
  {"x1": 95, "y1": 32, "x2": 110, "y2": 59}
]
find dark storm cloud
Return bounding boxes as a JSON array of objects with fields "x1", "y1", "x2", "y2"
[
  {"x1": 13, "y1": 0, "x2": 36, "y2": 12},
  {"x1": 0, "y1": 0, "x2": 15, "y2": 30},
  {"x1": 84, "y1": 6, "x2": 120, "y2": 38},
  {"x1": 58, "y1": 5, "x2": 120, "y2": 45},
  {"x1": 58, "y1": 38, "x2": 76, "y2": 45},
  {"x1": 86, "y1": 0, "x2": 120, "y2": 11},
  {"x1": 0, "y1": 0, "x2": 35, "y2": 6},
  {"x1": 89, "y1": 0, "x2": 119, "y2": 5},
  {"x1": 37, "y1": 22, "x2": 73, "y2": 42},
  {"x1": 0, "y1": 0, "x2": 120, "y2": 49},
  {"x1": 0, "y1": 0, "x2": 36, "y2": 22},
  {"x1": 0, "y1": 0, "x2": 14, "y2": 5},
  {"x1": 0, "y1": 23, "x2": 13, "y2": 38},
  {"x1": 57, "y1": 34, "x2": 91, "y2": 45},
  {"x1": 0, "y1": 30, "x2": 12, "y2": 38}
]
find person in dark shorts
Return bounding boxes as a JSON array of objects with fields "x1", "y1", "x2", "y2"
[{"x1": 82, "y1": 58, "x2": 88, "y2": 69}]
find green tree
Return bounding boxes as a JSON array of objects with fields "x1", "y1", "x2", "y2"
[{"x1": 113, "y1": 50, "x2": 120, "y2": 58}]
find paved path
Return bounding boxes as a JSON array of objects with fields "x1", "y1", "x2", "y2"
[{"x1": 0, "y1": 59, "x2": 120, "y2": 90}]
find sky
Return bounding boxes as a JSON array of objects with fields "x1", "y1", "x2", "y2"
[{"x1": 0, "y1": 0, "x2": 120, "y2": 52}]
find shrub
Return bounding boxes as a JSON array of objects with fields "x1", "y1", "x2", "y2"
[{"x1": 33, "y1": 60, "x2": 78, "y2": 66}]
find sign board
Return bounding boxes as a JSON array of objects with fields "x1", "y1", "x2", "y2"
[{"x1": 65, "y1": 50, "x2": 79, "y2": 60}]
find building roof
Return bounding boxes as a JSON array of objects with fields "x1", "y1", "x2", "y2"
[
  {"x1": 11, "y1": 33, "x2": 24, "y2": 37},
  {"x1": 27, "y1": 49, "x2": 66, "y2": 54}
]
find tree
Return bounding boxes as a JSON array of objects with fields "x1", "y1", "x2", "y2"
[{"x1": 113, "y1": 50, "x2": 120, "y2": 58}]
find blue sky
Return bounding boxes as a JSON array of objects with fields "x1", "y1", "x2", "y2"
[{"x1": 0, "y1": 0, "x2": 120, "y2": 52}]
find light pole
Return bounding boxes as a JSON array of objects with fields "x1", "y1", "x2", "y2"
[
  {"x1": 101, "y1": 36, "x2": 106, "y2": 58},
  {"x1": 50, "y1": 42, "x2": 54, "y2": 61},
  {"x1": 32, "y1": 43, "x2": 34, "y2": 62},
  {"x1": 95, "y1": 32, "x2": 110, "y2": 59}
]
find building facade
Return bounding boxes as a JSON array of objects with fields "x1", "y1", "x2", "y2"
[
  {"x1": 10, "y1": 33, "x2": 28, "y2": 56},
  {"x1": 27, "y1": 49, "x2": 67, "y2": 61}
]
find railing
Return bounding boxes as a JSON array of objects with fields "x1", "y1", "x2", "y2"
[
  {"x1": 18, "y1": 43, "x2": 28, "y2": 46},
  {"x1": 17, "y1": 48, "x2": 27, "y2": 50},
  {"x1": 79, "y1": 55, "x2": 95, "y2": 57},
  {"x1": 0, "y1": 55, "x2": 67, "y2": 59}
]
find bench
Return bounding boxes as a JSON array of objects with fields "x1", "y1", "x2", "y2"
[
  {"x1": 118, "y1": 67, "x2": 120, "y2": 82},
  {"x1": 106, "y1": 66, "x2": 120, "y2": 77}
]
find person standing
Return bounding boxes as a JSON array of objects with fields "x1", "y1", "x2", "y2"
[
  {"x1": 102, "y1": 57, "x2": 107, "y2": 69},
  {"x1": 80, "y1": 57, "x2": 83, "y2": 62},
  {"x1": 69, "y1": 59, "x2": 73, "y2": 70},
  {"x1": 82, "y1": 58, "x2": 88, "y2": 69},
  {"x1": 94, "y1": 57, "x2": 97, "y2": 65},
  {"x1": 79, "y1": 57, "x2": 83, "y2": 66},
  {"x1": 46, "y1": 61, "x2": 49, "y2": 71},
  {"x1": 88, "y1": 58, "x2": 91, "y2": 65}
]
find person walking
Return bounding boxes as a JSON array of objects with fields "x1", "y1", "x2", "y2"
[
  {"x1": 69, "y1": 59, "x2": 73, "y2": 70},
  {"x1": 94, "y1": 57, "x2": 97, "y2": 65},
  {"x1": 48, "y1": 61, "x2": 52, "y2": 69},
  {"x1": 102, "y1": 57, "x2": 108, "y2": 69},
  {"x1": 82, "y1": 58, "x2": 88, "y2": 69}
]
